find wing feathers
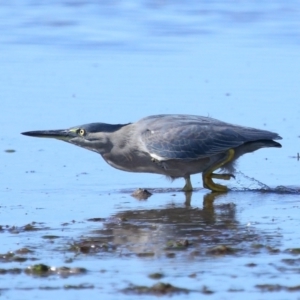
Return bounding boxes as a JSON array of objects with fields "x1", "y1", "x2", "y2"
[{"x1": 140, "y1": 115, "x2": 281, "y2": 160}]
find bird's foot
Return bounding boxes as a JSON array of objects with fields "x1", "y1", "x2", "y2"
[
  {"x1": 202, "y1": 149, "x2": 235, "y2": 192},
  {"x1": 203, "y1": 175, "x2": 228, "y2": 192},
  {"x1": 182, "y1": 176, "x2": 193, "y2": 192}
]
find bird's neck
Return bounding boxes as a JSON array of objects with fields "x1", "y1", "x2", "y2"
[{"x1": 101, "y1": 124, "x2": 136, "y2": 161}]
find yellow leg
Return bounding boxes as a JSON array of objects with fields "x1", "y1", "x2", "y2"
[
  {"x1": 202, "y1": 149, "x2": 235, "y2": 192},
  {"x1": 211, "y1": 173, "x2": 235, "y2": 180},
  {"x1": 183, "y1": 175, "x2": 193, "y2": 192}
]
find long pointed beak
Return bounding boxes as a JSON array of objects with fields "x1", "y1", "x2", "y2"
[{"x1": 21, "y1": 129, "x2": 75, "y2": 140}]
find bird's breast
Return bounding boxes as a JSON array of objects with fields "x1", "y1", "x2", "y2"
[
  {"x1": 105, "y1": 159, "x2": 132, "y2": 172},
  {"x1": 102, "y1": 151, "x2": 168, "y2": 174}
]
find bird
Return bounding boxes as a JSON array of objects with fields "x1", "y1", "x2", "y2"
[{"x1": 21, "y1": 114, "x2": 282, "y2": 192}]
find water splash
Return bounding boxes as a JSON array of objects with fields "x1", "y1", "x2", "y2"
[{"x1": 230, "y1": 171, "x2": 300, "y2": 194}]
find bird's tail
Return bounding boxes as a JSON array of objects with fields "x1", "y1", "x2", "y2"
[{"x1": 254, "y1": 139, "x2": 282, "y2": 148}]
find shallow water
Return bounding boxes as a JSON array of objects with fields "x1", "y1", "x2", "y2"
[{"x1": 1, "y1": 1, "x2": 300, "y2": 299}]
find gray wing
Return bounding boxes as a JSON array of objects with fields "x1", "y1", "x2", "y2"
[{"x1": 139, "y1": 115, "x2": 281, "y2": 160}]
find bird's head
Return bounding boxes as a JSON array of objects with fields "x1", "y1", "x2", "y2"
[{"x1": 22, "y1": 123, "x2": 129, "y2": 154}]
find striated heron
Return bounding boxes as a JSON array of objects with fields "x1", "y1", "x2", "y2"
[{"x1": 22, "y1": 114, "x2": 282, "y2": 192}]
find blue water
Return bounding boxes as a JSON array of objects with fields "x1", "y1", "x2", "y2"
[{"x1": 1, "y1": 1, "x2": 300, "y2": 299}]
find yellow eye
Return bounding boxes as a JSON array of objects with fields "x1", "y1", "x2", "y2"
[{"x1": 78, "y1": 129, "x2": 86, "y2": 136}]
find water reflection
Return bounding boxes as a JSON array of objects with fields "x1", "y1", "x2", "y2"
[{"x1": 74, "y1": 192, "x2": 278, "y2": 259}]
